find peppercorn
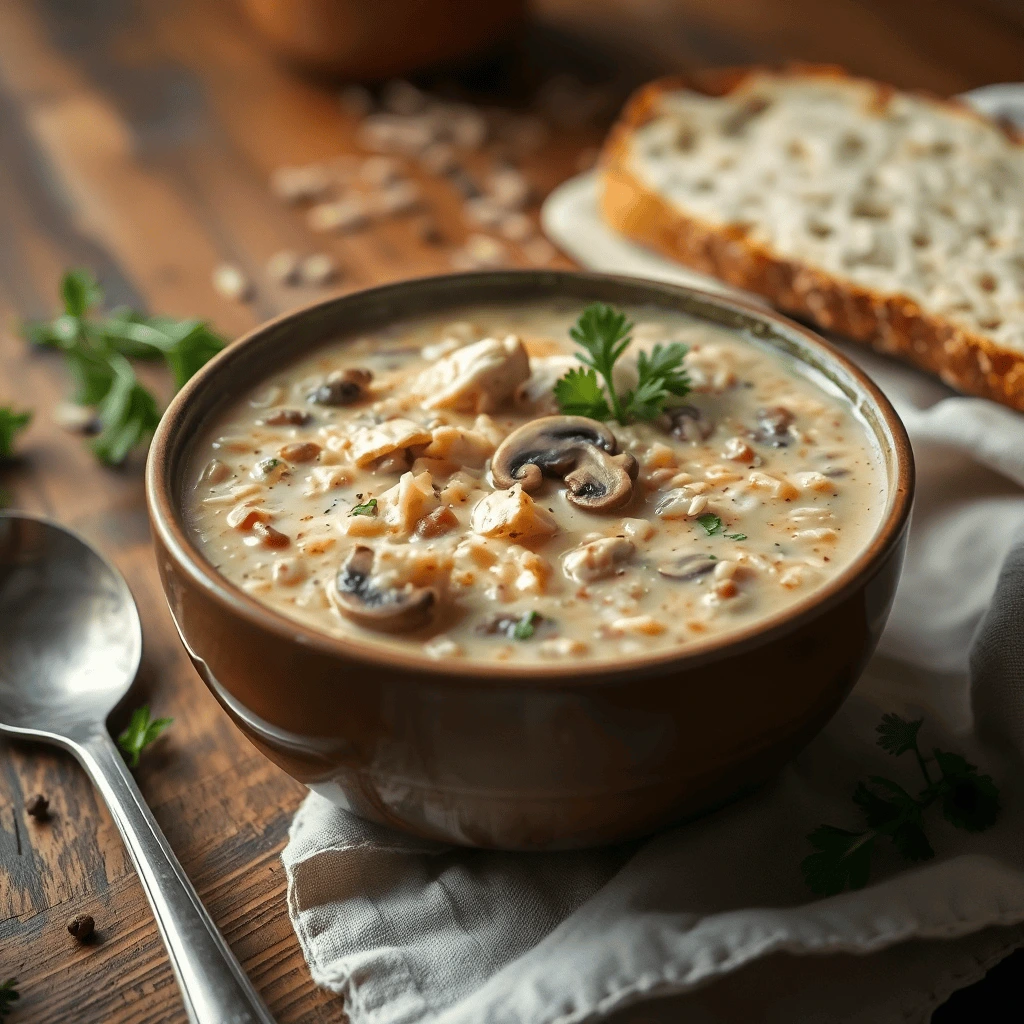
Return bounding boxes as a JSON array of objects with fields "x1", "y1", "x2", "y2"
[
  {"x1": 25, "y1": 794, "x2": 49, "y2": 821},
  {"x1": 67, "y1": 914, "x2": 95, "y2": 942}
]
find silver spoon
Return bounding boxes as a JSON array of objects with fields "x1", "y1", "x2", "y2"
[{"x1": 0, "y1": 511, "x2": 275, "y2": 1024}]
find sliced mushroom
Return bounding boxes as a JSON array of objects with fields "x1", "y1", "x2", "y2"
[
  {"x1": 262, "y1": 408, "x2": 312, "y2": 427},
  {"x1": 490, "y1": 415, "x2": 638, "y2": 512},
  {"x1": 667, "y1": 404, "x2": 713, "y2": 442},
  {"x1": 310, "y1": 368, "x2": 373, "y2": 406},
  {"x1": 329, "y1": 545, "x2": 436, "y2": 633},
  {"x1": 657, "y1": 553, "x2": 717, "y2": 581},
  {"x1": 750, "y1": 406, "x2": 795, "y2": 447}
]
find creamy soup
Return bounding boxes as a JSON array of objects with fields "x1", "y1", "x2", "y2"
[{"x1": 186, "y1": 303, "x2": 886, "y2": 665}]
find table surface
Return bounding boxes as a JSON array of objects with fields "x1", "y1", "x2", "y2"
[{"x1": 2, "y1": 0, "x2": 1023, "y2": 1021}]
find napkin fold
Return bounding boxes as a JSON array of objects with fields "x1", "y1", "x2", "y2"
[{"x1": 282, "y1": 87, "x2": 1024, "y2": 1024}]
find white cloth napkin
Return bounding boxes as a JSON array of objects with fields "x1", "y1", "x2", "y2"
[{"x1": 282, "y1": 88, "x2": 1024, "y2": 1023}]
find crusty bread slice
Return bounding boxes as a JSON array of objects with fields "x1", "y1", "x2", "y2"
[{"x1": 599, "y1": 66, "x2": 1024, "y2": 409}]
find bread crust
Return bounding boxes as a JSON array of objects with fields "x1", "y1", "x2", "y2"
[{"x1": 599, "y1": 66, "x2": 1024, "y2": 411}]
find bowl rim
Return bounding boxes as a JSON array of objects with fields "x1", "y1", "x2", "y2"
[{"x1": 146, "y1": 269, "x2": 914, "y2": 685}]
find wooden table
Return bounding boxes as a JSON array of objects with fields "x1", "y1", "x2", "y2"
[{"x1": 1, "y1": 1, "x2": 1022, "y2": 1020}]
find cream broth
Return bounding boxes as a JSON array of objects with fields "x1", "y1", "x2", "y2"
[{"x1": 186, "y1": 304, "x2": 886, "y2": 664}]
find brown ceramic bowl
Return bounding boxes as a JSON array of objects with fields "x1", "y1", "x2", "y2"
[
  {"x1": 239, "y1": 0, "x2": 528, "y2": 78},
  {"x1": 147, "y1": 271, "x2": 913, "y2": 850}
]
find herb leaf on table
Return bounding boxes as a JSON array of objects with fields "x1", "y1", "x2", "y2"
[
  {"x1": 0, "y1": 408, "x2": 32, "y2": 461},
  {"x1": 117, "y1": 705, "x2": 173, "y2": 769},
  {"x1": 555, "y1": 303, "x2": 690, "y2": 424},
  {"x1": 0, "y1": 978, "x2": 19, "y2": 1019},
  {"x1": 23, "y1": 269, "x2": 225, "y2": 465},
  {"x1": 801, "y1": 714, "x2": 1000, "y2": 895}
]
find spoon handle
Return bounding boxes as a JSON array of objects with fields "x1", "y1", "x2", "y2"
[{"x1": 74, "y1": 729, "x2": 276, "y2": 1024}]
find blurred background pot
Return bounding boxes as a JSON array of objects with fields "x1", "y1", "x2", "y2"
[{"x1": 239, "y1": 0, "x2": 529, "y2": 78}]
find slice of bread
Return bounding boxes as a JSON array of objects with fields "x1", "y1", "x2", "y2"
[{"x1": 600, "y1": 66, "x2": 1024, "y2": 409}]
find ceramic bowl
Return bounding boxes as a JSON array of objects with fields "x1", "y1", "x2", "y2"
[
  {"x1": 239, "y1": 0, "x2": 527, "y2": 78},
  {"x1": 147, "y1": 271, "x2": 914, "y2": 849}
]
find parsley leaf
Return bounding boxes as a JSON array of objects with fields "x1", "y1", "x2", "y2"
[
  {"x1": 61, "y1": 267, "x2": 104, "y2": 317},
  {"x1": 801, "y1": 826, "x2": 875, "y2": 896},
  {"x1": 933, "y1": 749, "x2": 1000, "y2": 832},
  {"x1": 622, "y1": 343, "x2": 691, "y2": 421},
  {"x1": 555, "y1": 303, "x2": 690, "y2": 424},
  {"x1": 0, "y1": 408, "x2": 32, "y2": 461},
  {"x1": 117, "y1": 705, "x2": 173, "y2": 769},
  {"x1": 0, "y1": 978, "x2": 18, "y2": 1019},
  {"x1": 91, "y1": 357, "x2": 161, "y2": 467},
  {"x1": 876, "y1": 713, "x2": 924, "y2": 757},
  {"x1": 724, "y1": 532, "x2": 747, "y2": 541},
  {"x1": 350, "y1": 498, "x2": 378, "y2": 517},
  {"x1": 512, "y1": 610, "x2": 540, "y2": 640},
  {"x1": 23, "y1": 269, "x2": 225, "y2": 465},
  {"x1": 697, "y1": 513, "x2": 722, "y2": 535},
  {"x1": 553, "y1": 367, "x2": 610, "y2": 419},
  {"x1": 802, "y1": 715, "x2": 999, "y2": 895}
]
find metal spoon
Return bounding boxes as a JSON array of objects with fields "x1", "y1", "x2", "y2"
[{"x1": 0, "y1": 511, "x2": 275, "y2": 1024}]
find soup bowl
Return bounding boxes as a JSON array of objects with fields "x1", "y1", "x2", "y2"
[{"x1": 147, "y1": 271, "x2": 913, "y2": 850}]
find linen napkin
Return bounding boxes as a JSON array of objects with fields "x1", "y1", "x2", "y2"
[{"x1": 282, "y1": 87, "x2": 1024, "y2": 1023}]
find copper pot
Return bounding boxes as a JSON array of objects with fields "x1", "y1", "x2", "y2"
[
  {"x1": 239, "y1": 0, "x2": 528, "y2": 78},
  {"x1": 147, "y1": 271, "x2": 914, "y2": 850}
]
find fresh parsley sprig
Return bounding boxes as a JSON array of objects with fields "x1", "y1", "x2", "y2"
[
  {"x1": 117, "y1": 705, "x2": 173, "y2": 769},
  {"x1": 0, "y1": 408, "x2": 32, "y2": 461},
  {"x1": 554, "y1": 303, "x2": 690, "y2": 424},
  {"x1": 696, "y1": 513, "x2": 746, "y2": 540},
  {"x1": 349, "y1": 498, "x2": 378, "y2": 517},
  {"x1": 0, "y1": 978, "x2": 19, "y2": 1019},
  {"x1": 512, "y1": 610, "x2": 540, "y2": 640},
  {"x1": 23, "y1": 269, "x2": 225, "y2": 466},
  {"x1": 802, "y1": 714, "x2": 1000, "y2": 896}
]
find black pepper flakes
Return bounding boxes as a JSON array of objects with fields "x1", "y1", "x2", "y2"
[
  {"x1": 25, "y1": 794, "x2": 49, "y2": 820},
  {"x1": 67, "y1": 914, "x2": 95, "y2": 942}
]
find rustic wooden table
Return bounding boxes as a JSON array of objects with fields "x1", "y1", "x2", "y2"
[{"x1": 2, "y1": 1, "x2": 1023, "y2": 1021}]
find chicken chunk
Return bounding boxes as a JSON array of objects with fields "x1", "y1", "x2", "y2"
[
  {"x1": 380, "y1": 471, "x2": 440, "y2": 535},
  {"x1": 562, "y1": 537, "x2": 635, "y2": 584},
  {"x1": 413, "y1": 335, "x2": 530, "y2": 413},
  {"x1": 470, "y1": 484, "x2": 557, "y2": 541},
  {"x1": 346, "y1": 419, "x2": 432, "y2": 467},
  {"x1": 452, "y1": 535, "x2": 552, "y2": 598},
  {"x1": 422, "y1": 423, "x2": 496, "y2": 469}
]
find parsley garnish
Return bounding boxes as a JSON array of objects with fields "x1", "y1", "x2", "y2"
[
  {"x1": 697, "y1": 513, "x2": 722, "y2": 535},
  {"x1": 0, "y1": 978, "x2": 19, "y2": 1019},
  {"x1": 696, "y1": 514, "x2": 745, "y2": 540},
  {"x1": 117, "y1": 705, "x2": 173, "y2": 769},
  {"x1": 554, "y1": 303, "x2": 690, "y2": 424},
  {"x1": 350, "y1": 498, "x2": 378, "y2": 517},
  {"x1": 802, "y1": 714, "x2": 1000, "y2": 896},
  {"x1": 0, "y1": 408, "x2": 31, "y2": 461},
  {"x1": 23, "y1": 269, "x2": 225, "y2": 465},
  {"x1": 512, "y1": 610, "x2": 540, "y2": 640}
]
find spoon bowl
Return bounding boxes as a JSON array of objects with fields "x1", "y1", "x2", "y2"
[
  {"x1": 0, "y1": 513, "x2": 141, "y2": 741},
  {"x1": 0, "y1": 510, "x2": 275, "y2": 1024}
]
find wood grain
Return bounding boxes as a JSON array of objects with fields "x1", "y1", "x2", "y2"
[{"x1": 0, "y1": 0, "x2": 1021, "y2": 1021}]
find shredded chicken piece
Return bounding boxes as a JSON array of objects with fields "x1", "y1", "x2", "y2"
[
  {"x1": 469, "y1": 484, "x2": 558, "y2": 541},
  {"x1": 413, "y1": 335, "x2": 530, "y2": 413},
  {"x1": 562, "y1": 537, "x2": 636, "y2": 583}
]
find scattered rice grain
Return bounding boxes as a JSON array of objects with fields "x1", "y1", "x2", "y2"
[
  {"x1": 299, "y1": 253, "x2": 338, "y2": 286},
  {"x1": 212, "y1": 263, "x2": 251, "y2": 302},
  {"x1": 266, "y1": 250, "x2": 301, "y2": 285}
]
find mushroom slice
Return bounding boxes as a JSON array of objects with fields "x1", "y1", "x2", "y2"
[
  {"x1": 491, "y1": 415, "x2": 639, "y2": 513},
  {"x1": 329, "y1": 545, "x2": 436, "y2": 632},
  {"x1": 657, "y1": 553, "x2": 717, "y2": 581},
  {"x1": 750, "y1": 406, "x2": 795, "y2": 447},
  {"x1": 667, "y1": 404, "x2": 713, "y2": 442}
]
